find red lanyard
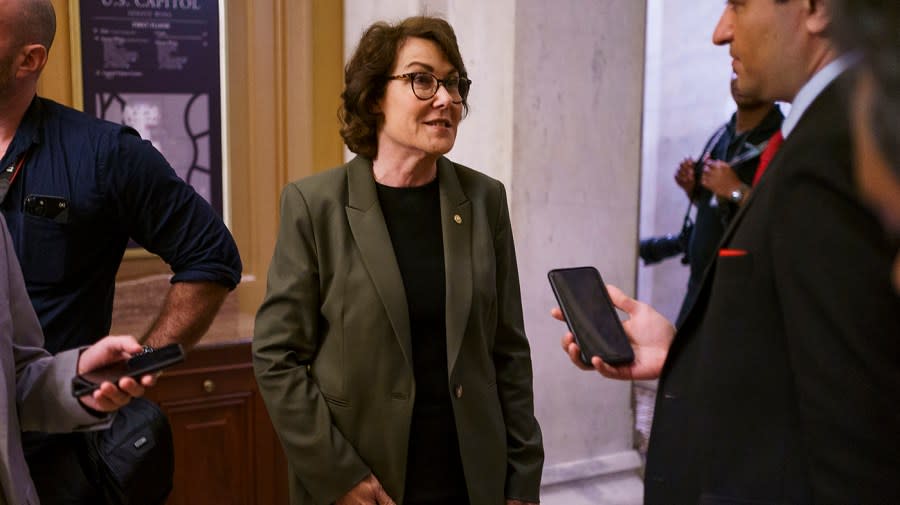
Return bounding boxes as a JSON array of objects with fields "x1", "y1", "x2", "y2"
[{"x1": 0, "y1": 149, "x2": 29, "y2": 205}]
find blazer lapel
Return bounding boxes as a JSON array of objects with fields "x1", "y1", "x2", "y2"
[
  {"x1": 438, "y1": 157, "x2": 472, "y2": 376},
  {"x1": 344, "y1": 156, "x2": 413, "y2": 368}
]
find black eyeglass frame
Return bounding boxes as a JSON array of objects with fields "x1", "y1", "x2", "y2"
[{"x1": 387, "y1": 72, "x2": 472, "y2": 103}]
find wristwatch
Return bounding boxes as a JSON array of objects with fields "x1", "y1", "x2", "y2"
[{"x1": 729, "y1": 184, "x2": 750, "y2": 204}]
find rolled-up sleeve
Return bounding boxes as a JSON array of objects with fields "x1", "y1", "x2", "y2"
[{"x1": 109, "y1": 130, "x2": 241, "y2": 289}]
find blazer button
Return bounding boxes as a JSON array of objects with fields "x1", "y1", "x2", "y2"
[{"x1": 454, "y1": 384, "x2": 463, "y2": 399}]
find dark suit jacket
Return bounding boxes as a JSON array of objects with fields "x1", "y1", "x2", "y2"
[
  {"x1": 253, "y1": 156, "x2": 544, "y2": 505},
  {"x1": 644, "y1": 72, "x2": 900, "y2": 504}
]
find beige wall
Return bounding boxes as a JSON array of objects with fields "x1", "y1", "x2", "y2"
[{"x1": 510, "y1": 2, "x2": 645, "y2": 503}]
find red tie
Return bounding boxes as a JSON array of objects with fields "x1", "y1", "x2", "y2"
[{"x1": 753, "y1": 130, "x2": 784, "y2": 186}]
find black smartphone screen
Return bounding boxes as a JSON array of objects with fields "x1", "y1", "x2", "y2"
[
  {"x1": 71, "y1": 343, "x2": 185, "y2": 397},
  {"x1": 548, "y1": 267, "x2": 634, "y2": 366}
]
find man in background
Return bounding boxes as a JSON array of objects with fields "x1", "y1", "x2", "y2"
[{"x1": 0, "y1": 0, "x2": 242, "y2": 502}]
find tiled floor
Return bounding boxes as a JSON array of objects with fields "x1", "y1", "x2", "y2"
[{"x1": 634, "y1": 381, "x2": 657, "y2": 469}]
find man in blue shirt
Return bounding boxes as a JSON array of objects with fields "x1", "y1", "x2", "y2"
[{"x1": 0, "y1": 0, "x2": 241, "y2": 502}]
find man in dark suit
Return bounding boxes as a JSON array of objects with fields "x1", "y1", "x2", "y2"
[{"x1": 555, "y1": 0, "x2": 900, "y2": 503}]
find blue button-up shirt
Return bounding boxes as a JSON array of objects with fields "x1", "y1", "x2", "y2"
[{"x1": 0, "y1": 97, "x2": 241, "y2": 353}]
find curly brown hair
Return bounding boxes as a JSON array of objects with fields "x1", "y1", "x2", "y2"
[{"x1": 339, "y1": 16, "x2": 469, "y2": 159}]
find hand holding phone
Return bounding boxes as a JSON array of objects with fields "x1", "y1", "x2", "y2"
[
  {"x1": 548, "y1": 267, "x2": 635, "y2": 366},
  {"x1": 72, "y1": 343, "x2": 185, "y2": 398}
]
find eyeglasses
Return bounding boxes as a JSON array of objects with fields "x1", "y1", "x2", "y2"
[{"x1": 388, "y1": 72, "x2": 472, "y2": 103}]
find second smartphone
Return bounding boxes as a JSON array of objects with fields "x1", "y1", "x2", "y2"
[{"x1": 548, "y1": 266, "x2": 634, "y2": 366}]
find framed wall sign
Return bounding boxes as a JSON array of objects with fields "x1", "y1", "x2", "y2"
[{"x1": 71, "y1": 0, "x2": 228, "y2": 231}]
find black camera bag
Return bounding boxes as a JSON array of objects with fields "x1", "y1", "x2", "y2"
[{"x1": 85, "y1": 398, "x2": 174, "y2": 505}]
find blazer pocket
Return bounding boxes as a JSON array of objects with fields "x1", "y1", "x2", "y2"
[{"x1": 713, "y1": 252, "x2": 754, "y2": 285}]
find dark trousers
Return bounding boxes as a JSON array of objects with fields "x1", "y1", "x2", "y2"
[{"x1": 23, "y1": 432, "x2": 104, "y2": 505}]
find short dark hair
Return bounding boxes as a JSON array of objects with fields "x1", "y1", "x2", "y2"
[
  {"x1": 831, "y1": 0, "x2": 899, "y2": 171},
  {"x1": 339, "y1": 16, "x2": 468, "y2": 159},
  {"x1": 14, "y1": 0, "x2": 56, "y2": 51}
]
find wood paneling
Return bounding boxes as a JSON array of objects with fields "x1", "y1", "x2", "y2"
[
  {"x1": 37, "y1": 0, "x2": 74, "y2": 103},
  {"x1": 146, "y1": 341, "x2": 289, "y2": 505}
]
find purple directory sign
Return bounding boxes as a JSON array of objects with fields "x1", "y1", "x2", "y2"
[{"x1": 79, "y1": 0, "x2": 223, "y2": 215}]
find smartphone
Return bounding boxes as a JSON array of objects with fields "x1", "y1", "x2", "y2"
[
  {"x1": 24, "y1": 194, "x2": 69, "y2": 223},
  {"x1": 71, "y1": 343, "x2": 185, "y2": 397},
  {"x1": 548, "y1": 267, "x2": 634, "y2": 366}
]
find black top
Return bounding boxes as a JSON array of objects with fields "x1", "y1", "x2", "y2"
[{"x1": 375, "y1": 177, "x2": 469, "y2": 504}]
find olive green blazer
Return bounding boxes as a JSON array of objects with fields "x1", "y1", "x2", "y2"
[{"x1": 253, "y1": 156, "x2": 543, "y2": 505}]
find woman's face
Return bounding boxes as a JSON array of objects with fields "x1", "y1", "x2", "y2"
[{"x1": 375, "y1": 37, "x2": 463, "y2": 161}]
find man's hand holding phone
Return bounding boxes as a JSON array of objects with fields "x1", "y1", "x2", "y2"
[
  {"x1": 75, "y1": 336, "x2": 159, "y2": 412},
  {"x1": 552, "y1": 283, "x2": 676, "y2": 381}
]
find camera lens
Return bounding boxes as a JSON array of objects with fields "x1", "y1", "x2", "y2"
[
  {"x1": 639, "y1": 235, "x2": 685, "y2": 265},
  {"x1": 33, "y1": 199, "x2": 46, "y2": 217}
]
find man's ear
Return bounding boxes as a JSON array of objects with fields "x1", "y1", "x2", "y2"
[
  {"x1": 16, "y1": 44, "x2": 49, "y2": 78},
  {"x1": 805, "y1": 0, "x2": 831, "y2": 36}
]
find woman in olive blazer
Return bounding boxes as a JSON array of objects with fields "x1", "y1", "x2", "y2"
[{"x1": 253, "y1": 16, "x2": 542, "y2": 505}]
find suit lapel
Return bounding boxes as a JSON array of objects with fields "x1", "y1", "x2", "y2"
[
  {"x1": 344, "y1": 156, "x2": 413, "y2": 368},
  {"x1": 438, "y1": 158, "x2": 472, "y2": 376}
]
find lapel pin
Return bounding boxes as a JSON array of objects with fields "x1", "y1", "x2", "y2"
[{"x1": 453, "y1": 214, "x2": 462, "y2": 224}]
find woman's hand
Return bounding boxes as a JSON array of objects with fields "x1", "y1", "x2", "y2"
[
  {"x1": 336, "y1": 474, "x2": 395, "y2": 505},
  {"x1": 553, "y1": 284, "x2": 675, "y2": 381},
  {"x1": 77, "y1": 335, "x2": 158, "y2": 412}
]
